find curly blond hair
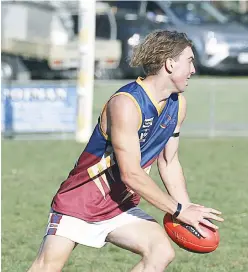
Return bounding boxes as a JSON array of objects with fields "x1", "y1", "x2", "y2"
[{"x1": 130, "y1": 30, "x2": 193, "y2": 76}]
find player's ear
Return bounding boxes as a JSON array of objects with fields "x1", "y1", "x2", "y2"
[{"x1": 165, "y1": 58, "x2": 174, "y2": 74}]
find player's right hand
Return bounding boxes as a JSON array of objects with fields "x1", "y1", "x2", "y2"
[{"x1": 176, "y1": 203, "x2": 224, "y2": 237}]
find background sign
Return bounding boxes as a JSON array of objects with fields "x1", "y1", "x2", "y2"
[{"x1": 1, "y1": 85, "x2": 77, "y2": 134}]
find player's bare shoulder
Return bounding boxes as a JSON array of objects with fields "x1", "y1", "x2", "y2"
[{"x1": 107, "y1": 94, "x2": 141, "y2": 131}]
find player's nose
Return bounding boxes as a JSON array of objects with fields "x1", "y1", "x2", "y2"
[{"x1": 191, "y1": 62, "x2": 196, "y2": 75}]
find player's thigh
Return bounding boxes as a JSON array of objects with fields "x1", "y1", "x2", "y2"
[
  {"x1": 106, "y1": 219, "x2": 173, "y2": 256},
  {"x1": 36, "y1": 235, "x2": 76, "y2": 266}
]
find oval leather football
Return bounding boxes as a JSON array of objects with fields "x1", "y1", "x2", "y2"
[{"x1": 163, "y1": 213, "x2": 220, "y2": 253}]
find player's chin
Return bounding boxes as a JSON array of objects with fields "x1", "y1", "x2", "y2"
[
  {"x1": 176, "y1": 86, "x2": 185, "y2": 93},
  {"x1": 174, "y1": 89, "x2": 185, "y2": 94},
  {"x1": 175, "y1": 83, "x2": 186, "y2": 93},
  {"x1": 179, "y1": 85, "x2": 186, "y2": 93},
  {"x1": 179, "y1": 81, "x2": 188, "y2": 92}
]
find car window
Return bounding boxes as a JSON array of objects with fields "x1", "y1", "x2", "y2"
[
  {"x1": 168, "y1": 1, "x2": 229, "y2": 24},
  {"x1": 104, "y1": 1, "x2": 141, "y2": 12},
  {"x1": 95, "y1": 14, "x2": 111, "y2": 39},
  {"x1": 71, "y1": 14, "x2": 111, "y2": 39}
]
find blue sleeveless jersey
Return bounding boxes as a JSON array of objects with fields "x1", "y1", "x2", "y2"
[
  {"x1": 85, "y1": 77, "x2": 179, "y2": 168},
  {"x1": 52, "y1": 77, "x2": 180, "y2": 222}
]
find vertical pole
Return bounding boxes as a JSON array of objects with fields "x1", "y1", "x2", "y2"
[{"x1": 76, "y1": 0, "x2": 96, "y2": 143}]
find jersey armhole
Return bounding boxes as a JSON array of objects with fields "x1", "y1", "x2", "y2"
[{"x1": 99, "y1": 92, "x2": 143, "y2": 140}]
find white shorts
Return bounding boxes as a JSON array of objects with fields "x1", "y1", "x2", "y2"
[{"x1": 45, "y1": 207, "x2": 155, "y2": 248}]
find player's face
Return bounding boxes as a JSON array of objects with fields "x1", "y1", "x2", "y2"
[{"x1": 170, "y1": 46, "x2": 195, "y2": 93}]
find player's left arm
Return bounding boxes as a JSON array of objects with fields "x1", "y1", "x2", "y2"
[{"x1": 157, "y1": 94, "x2": 190, "y2": 205}]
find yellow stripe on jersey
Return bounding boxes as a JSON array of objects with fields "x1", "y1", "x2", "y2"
[
  {"x1": 87, "y1": 152, "x2": 115, "y2": 179},
  {"x1": 97, "y1": 163, "x2": 104, "y2": 173},
  {"x1": 136, "y1": 77, "x2": 167, "y2": 116},
  {"x1": 99, "y1": 102, "x2": 108, "y2": 140},
  {"x1": 87, "y1": 167, "x2": 95, "y2": 179},
  {"x1": 177, "y1": 93, "x2": 182, "y2": 124},
  {"x1": 98, "y1": 92, "x2": 143, "y2": 140},
  {"x1": 105, "y1": 155, "x2": 111, "y2": 168}
]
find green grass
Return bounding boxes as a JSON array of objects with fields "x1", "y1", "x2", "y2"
[
  {"x1": 2, "y1": 76, "x2": 248, "y2": 271},
  {"x1": 2, "y1": 139, "x2": 248, "y2": 271}
]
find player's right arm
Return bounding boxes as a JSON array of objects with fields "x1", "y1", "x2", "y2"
[
  {"x1": 107, "y1": 95, "x2": 223, "y2": 237},
  {"x1": 107, "y1": 94, "x2": 177, "y2": 215}
]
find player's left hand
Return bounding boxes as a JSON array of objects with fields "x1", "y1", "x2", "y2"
[{"x1": 177, "y1": 203, "x2": 224, "y2": 237}]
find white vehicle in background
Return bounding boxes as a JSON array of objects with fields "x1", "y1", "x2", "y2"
[{"x1": 1, "y1": 1, "x2": 121, "y2": 80}]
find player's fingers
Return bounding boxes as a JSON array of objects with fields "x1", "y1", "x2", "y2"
[
  {"x1": 203, "y1": 208, "x2": 222, "y2": 215},
  {"x1": 196, "y1": 205, "x2": 205, "y2": 209},
  {"x1": 204, "y1": 213, "x2": 224, "y2": 222},
  {"x1": 211, "y1": 209, "x2": 222, "y2": 215},
  {"x1": 193, "y1": 223, "x2": 207, "y2": 238},
  {"x1": 200, "y1": 218, "x2": 219, "y2": 230},
  {"x1": 191, "y1": 203, "x2": 205, "y2": 208}
]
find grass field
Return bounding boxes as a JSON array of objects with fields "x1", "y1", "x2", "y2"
[
  {"x1": 2, "y1": 139, "x2": 248, "y2": 271},
  {"x1": 2, "y1": 77, "x2": 248, "y2": 271}
]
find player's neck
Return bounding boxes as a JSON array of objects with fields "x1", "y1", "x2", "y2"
[{"x1": 142, "y1": 76, "x2": 174, "y2": 104}]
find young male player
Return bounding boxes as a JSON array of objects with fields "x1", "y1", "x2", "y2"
[{"x1": 28, "y1": 30, "x2": 223, "y2": 272}]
